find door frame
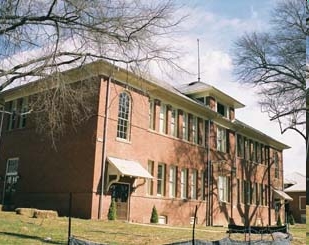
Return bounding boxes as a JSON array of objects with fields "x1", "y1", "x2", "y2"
[{"x1": 109, "y1": 182, "x2": 130, "y2": 221}]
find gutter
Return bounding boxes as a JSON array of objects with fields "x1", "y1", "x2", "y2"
[{"x1": 98, "y1": 75, "x2": 112, "y2": 219}]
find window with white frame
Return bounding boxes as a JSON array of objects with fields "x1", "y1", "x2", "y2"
[
  {"x1": 6, "y1": 158, "x2": 19, "y2": 175},
  {"x1": 180, "y1": 168, "x2": 188, "y2": 199},
  {"x1": 216, "y1": 126, "x2": 226, "y2": 152},
  {"x1": 190, "y1": 115, "x2": 197, "y2": 144},
  {"x1": 299, "y1": 196, "x2": 306, "y2": 211},
  {"x1": 7, "y1": 100, "x2": 17, "y2": 131},
  {"x1": 147, "y1": 160, "x2": 154, "y2": 195},
  {"x1": 159, "y1": 103, "x2": 166, "y2": 134},
  {"x1": 182, "y1": 112, "x2": 188, "y2": 140},
  {"x1": 244, "y1": 180, "x2": 251, "y2": 204},
  {"x1": 259, "y1": 183, "x2": 263, "y2": 205},
  {"x1": 171, "y1": 108, "x2": 178, "y2": 137},
  {"x1": 117, "y1": 92, "x2": 131, "y2": 140},
  {"x1": 191, "y1": 169, "x2": 197, "y2": 199},
  {"x1": 237, "y1": 134, "x2": 244, "y2": 158},
  {"x1": 148, "y1": 99, "x2": 155, "y2": 130},
  {"x1": 18, "y1": 97, "x2": 28, "y2": 128},
  {"x1": 157, "y1": 163, "x2": 165, "y2": 196},
  {"x1": 218, "y1": 176, "x2": 230, "y2": 202},
  {"x1": 169, "y1": 166, "x2": 177, "y2": 198},
  {"x1": 217, "y1": 102, "x2": 229, "y2": 118},
  {"x1": 201, "y1": 170, "x2": 205, "y2": 200}
]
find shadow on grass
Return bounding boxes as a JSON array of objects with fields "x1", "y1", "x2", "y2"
[
  {"x1": 88, "y1": 229, "x2": 148, "y2": 237},
  {"x1": 0, "y1": 231, "x2": 65, "y2": 244}
]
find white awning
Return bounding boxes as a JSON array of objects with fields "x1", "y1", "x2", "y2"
[
  {"x1": 107, "y1": 156, "x2": 153, "y2": 179},
  {"x1": 273, "y1": 189, "x2": 293, "y2": 201}
]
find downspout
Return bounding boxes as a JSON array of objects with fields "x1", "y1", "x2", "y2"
[
  {"x1": 98, "y1": 75, "x2": 112, "y2": 219},
  {"x1": 267, "y1": 147, "x2": 271, "y2": 225},
  {"x1": 207, "y1": 119, "x2": 211, "y2": 226},
  {"x1": 231, "y1": 132, "x2": 237, "y2": 222}
]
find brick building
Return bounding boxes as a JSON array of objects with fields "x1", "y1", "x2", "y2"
[{"x1": 0, "y1": 60, "x2": 290, "y2": 226}]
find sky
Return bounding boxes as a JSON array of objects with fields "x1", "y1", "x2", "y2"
[{"x1": 155, "y1": 0, "x2": 305, "y2": 175}]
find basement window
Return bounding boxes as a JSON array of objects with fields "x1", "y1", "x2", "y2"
[{"x1": 158, "y1": 215, "x2": 167, "y2": 224}]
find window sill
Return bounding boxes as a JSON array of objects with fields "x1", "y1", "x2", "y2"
[{"x1": 116, "y1": 137, "x2": 131, "y2": 144}]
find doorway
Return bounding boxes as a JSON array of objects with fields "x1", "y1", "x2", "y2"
[{"x1": 110, "y1": 183, "x2": 130, "y2": 220}]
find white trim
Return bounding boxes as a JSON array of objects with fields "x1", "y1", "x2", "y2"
[{"x1": 299, "y1": 196, "x2": 306, "y2": 211}]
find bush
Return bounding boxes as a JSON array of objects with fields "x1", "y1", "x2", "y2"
[
  {"x1": 108, "y1": 198, "x2": 117, "y2": 220},
  {"x1": 288, "y1": 214, "x2": 295, "y2": 225},
  {"x1": 150, "y1": 205, "x2": 158, "y2": 223},
  {"x1": 276, "y1": 215, "x2": 282, "y2": 226}
]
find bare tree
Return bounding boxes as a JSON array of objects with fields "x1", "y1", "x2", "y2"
[
  {"x1": 0, "y1": 0, "x2": 185, "y2": 144},
  {"x1": 232, "y1": 0, "x2": 307, "y2": 140}
]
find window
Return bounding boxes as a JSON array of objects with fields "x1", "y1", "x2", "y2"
[
  {"x1": 147, "y1": 160, "x2": 154, "y2": 195},
  {"x1": 264, "y1": 185, "x2": 268, "y2": 206},
  {"x1": 149, "y1": 99, "x2": 155, "y2": 130},
  {"x1": 197, "y1": 118, "x2": 204, "y2": 145},
  {"x1": 170, "y1": 108, "x2": 178, "y2": 137},
  {"x1": 252, "y1": 182, "x2": 258, "y2": 205},
  {"x1": 261, "y1": 145, "x2": 265, "y2": 165},
  {"x1": 217, "y1": 102, "x2": 225, "y2": 116},
  {"x1": 191, "y1": 169, "x2": 197, "y2": 199},
  {"x1": 299, "y1": 196, "x2": 306, "y2": 210},
  {"x1": 180, "y1": 169, "x2": 188, "y2": 199},
  {"x1": 244, "y1": 180, "x2": 251, "y2": 204},
  {"x1": 249, "y1": 140, "x2": 256, "y2": 162},
  {"x1": 169, "y1": 166, "x2": 177, "y2": 198},
  {"x1": 189, "y1": 115, "x2": 197, "y2": 143},
  {"x1": 157, "y1": 164, "x2": 165, "y2": 196},
  {"x1": 238, "y1": 179, "x2": 243, "y2": 204},
  {"x1": 6, "y1": 158, "x2": 19, "y2": 175},
  {"x1": 237, "y1": 134, "x2": 244, "y2": 158},
  {"x1": 217, "y1": 102, "x2": 229, "y2": 118},
  {"x1": 218, "y1": 176, "x2": 230, "y2": 202},
  {"x1": 259, "y1": 184, "x2": 264, "y2": 206},
  {"x1": 7, "y1": 100, "x2": 17, "y2": 130},
  {"x1": 244, "y1": 138, "x2": 250, "y2": 160},
  {"x1": 201, "y1": 171, "x2": 206, "y2": 200},
  {"x1": 256, "y1": 142, "x2": 261, "y2": 163},
  {"x1": 4, "y1": 158, "x2": 19, "y2": 205},
  {"x1": 182, "y1": 112, "x2": 188, "y2": 140},
  {"x1": 274, "y1": 152, "x2": 279, "y2": 178},
  {"x1": 117, "y1": 92, "x2": 131, "y2": 140},
  {"x1": 159, "y1": 103, "x2": 167, "y2": 134},
  {"x1": 196, "y1": 97, "x2": 205, "y2": 104},
  {"x1": 18, "y1": 97, "x2": 28, "y2": 128},
  {"x1": 216, "y1": 126, "x2": 226, "y2": 152}
]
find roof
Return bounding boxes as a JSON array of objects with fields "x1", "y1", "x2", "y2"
[
  {"x1": 0, "y1": 59, "x2": 289, "y2": 151},
  {"x1": 273, "y1": 189, "x2": 293, "y2": 201},
  {"x1": 176, "y1": 81, "x2": 245, "y2": 109},
  {"x1": 284, "y1": 172, "x2": 306, "y2": 192},
  {"x1": 233, "y1": 119, "x2": 290, "y2": 150}
]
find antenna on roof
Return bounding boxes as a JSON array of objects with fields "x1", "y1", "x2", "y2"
[{"x1": 197, "y1": 38, "x2": 201, "y2": 82}]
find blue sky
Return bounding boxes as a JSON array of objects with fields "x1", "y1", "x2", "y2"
[{"x1": 159, "y1": 0, "x2": 305, "y2": 175}]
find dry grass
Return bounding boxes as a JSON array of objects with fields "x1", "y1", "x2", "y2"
[{"x1": 0, "y1": 210, "x2": 305, "y2": 244}]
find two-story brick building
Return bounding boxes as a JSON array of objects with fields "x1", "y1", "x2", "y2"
[{"x1": 0, "y1": 60, "x2": 290, "y2": 226}]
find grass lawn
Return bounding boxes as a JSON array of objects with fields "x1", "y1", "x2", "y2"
[{"x1": 0, "y1": 210, "x2": 305, "y2": 245}]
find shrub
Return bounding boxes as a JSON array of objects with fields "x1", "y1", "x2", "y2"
[
  {"x1": 108, "y1": 198, "x2": 117, "y2": 220},
  {"x1": 288, "y1": 214, "x2": 295, "y2": 225},
  {"x1": 276, "y1": 215, "x2": 282, "y2": 226},
  {"x1": 150, "y1": 205, "x2": 158, "y2": 224}
]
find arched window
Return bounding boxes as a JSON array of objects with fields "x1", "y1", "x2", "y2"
[{"x1": 117, "y1": 92, "x2": 131, "y2": 140}]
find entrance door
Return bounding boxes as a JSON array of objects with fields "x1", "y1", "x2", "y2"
[
  {"x1": 2, "y1": 158, "x2": 19, "y2": 208},
  {"x1": 3, "y1": 174, "x2": 19, "y2": 206},
  {"x1": 110, "y1": 183, "x2": 130, "y2": 220}
]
